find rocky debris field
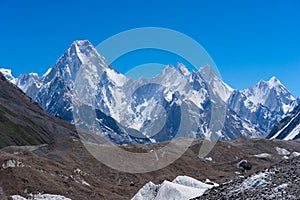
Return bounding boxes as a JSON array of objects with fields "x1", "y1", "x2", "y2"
[
  {"x1": 194, "y1": 156, "x2": 300, "y2": 200},
  {"x1": 0, "y1": 137, "x2": 299, "y2": 199}
]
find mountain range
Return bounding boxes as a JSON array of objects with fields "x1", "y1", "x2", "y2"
[
  {"x1": 1, "y1": 40, "x2": 298, "y2": 143},
  {"x1": 1, "y1": 40, "x2": 300, "y2": 199}
]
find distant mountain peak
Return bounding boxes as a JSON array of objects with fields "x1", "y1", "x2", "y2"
[
  {"x1": 0, "y1": 68, "x2": 13, "y2": 75},
  {"x1": 42, "y1": 39, "x2": 110, "y2": 84},
  {"x1": 28, "y1": 72, "x2": 39, "y2": 77},
  {"x1": 67, "y1": 39, "x2": 95, "y2": 57},
  {"x1": 251, "y1": 76, "x2": 288, "y2": 94},
  {"x1": 256, "y1": 76, "x2": 284, "y2": 90},
  {"x1": 266, "y1": 76, "x2": 283, "y2": 88},
  {"x1": 69, "y1": 40, "x2": 94, "y2": 53},
  {"x1": 72, "y1": 39, "x2": 92, "y2": 46},
  {"x1": 199, "y1": 64, "x2": 212, "y2": 72},
  {"x1": 269, "y1": 76, "x2": 279, "y2": 82},
  {"x1": 160, "y1": 64, "x2": 176, "y2": 74},
  {"x1": 177, "y1": 63, "x2": 190, "y2": 76},
  {"x1": 243, "y1": 75, "x2": 296, "y2": 115},
  {"x1": 0, "y1": 68, "x2": 16, "y2": 84}
]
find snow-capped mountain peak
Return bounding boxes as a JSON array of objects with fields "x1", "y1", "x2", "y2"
[
  {"x1": 254, "y1": 76, "x2": 294, "y2": 101},
  {"x1": 267, "y1": 76, "x2": 282, "y2": 88},
  {"x1": 71, "y1": 40, "x2": 109, "y2": 65},
  {"x1": 69, "y1": 40, "x2": 101, "y2": 61},
  {"x1": 41, "y1": 40, "x2": 113, "y2": 89},
  {"x1": 227, "y1": 76, "x2": 297, "y2": 135},
  {"x1": 243, "y1": 76, "x2": 295, "y2": 114},
  {"x1": 255, "y1": 76, "x2": 292, "y2": 96},
  {"x1": 177, "y1": 63, "x2": 191, "y2": 76},
  {"x1": 72, "y1": 39, "x2": 91, "y2": 47},
  {"x1": 0, "y1": 68, "x2": 16, "y2": 84}
]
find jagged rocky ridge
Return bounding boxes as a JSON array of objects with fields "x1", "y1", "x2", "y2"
[
  {"x1": 267, "y1": 103, "x2": 300, "y2": 140},
  {"x1": 0, "y1": 40, "x2": 297, "y2": 143}
]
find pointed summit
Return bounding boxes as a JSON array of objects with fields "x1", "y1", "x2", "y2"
[
  {"x1": 256, "y1": 76, "x2": 283, "y2": 89},
  {"x1": 43, "y1": 40, "x2": 110, "y2": 84},
  {"x1": 244, "y1": 76, "x2": 295, "y2": 114},
  {"x1": 267, "y1": 76, "x2": 283, "y2": 88},
  {"x1": 66, "y1": 40, "x2": 98, "y2": 61},
  {"x1": 177, "y1": 63, "x2": 190, "y2": 76},
  {"x1": 72, "y1": 39, "x2": 92, "y2": 46},
  {"x1": 269, "y1": 76, "x2": 279, "y2": 82},
  {"x1": 69, "y1": 40, "x2": 94, "y2": 54}
]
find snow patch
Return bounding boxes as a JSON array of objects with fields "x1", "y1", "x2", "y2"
[
  {"x1": 105, "y1": 68, "x2": 128, "y2": 87},
  {"x1": 271, "y1": 111, "x2": 300, "y2": 139},
  {"x1": 284, "y1": 123, "x2": 300, "y2": 140},
  {"x1": 42, "y1": 67, "x2": 52, "y2": 78},
  {"x1": 2, "y1": 159, "x2": 25, "y2": 169},
  {"x1": 290, "y1": 151, "x2": 300, "y2": 158},
  {"x1": 73, "y1": 168, "x2": 88, "y2": 176},
  {"x1": 282, "y1": 156, "x2": 289, "y2": 160},
  {"x1": 11, "y1": 194, "x2": 71, "y2": 200},
  {"x1": 164, "y1": 91, "x2": 173, "y2": 102},
  {"x1": 254, "y1": 153, "x2": 272, "y2": 158},
  {"x1": 275, "y1": 147, "x2": 290, "y2": 156},
  {"x1": 204, "y1": 157, "x2": 213, "y2": 162}
]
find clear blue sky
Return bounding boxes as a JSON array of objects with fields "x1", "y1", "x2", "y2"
[{"x1": 1, "y1": 0, "x2": 300, "y2": 96}]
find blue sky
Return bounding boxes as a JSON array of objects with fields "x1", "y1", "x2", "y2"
[{"x1": 1, "y1": 0, "x2": 300, "y2": 96}]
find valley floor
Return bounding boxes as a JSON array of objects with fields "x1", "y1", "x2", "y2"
[{"x1": 0, "y1": 137, "x2": 300, "y2": 199}]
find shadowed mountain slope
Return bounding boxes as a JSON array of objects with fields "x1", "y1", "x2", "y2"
[{"x1": 0, "y1": 72, "x2": 77, "y2": 148}]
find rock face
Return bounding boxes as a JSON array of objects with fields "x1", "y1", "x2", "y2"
[
  {"x1": 193, "y1": 156, "x2": 300, "y2": 200},
  {"x1": 0, "y1": 72, "x2": 77, "y2": 148},
  {"x1": 2, "y1": 40, "x2": 298, "y2": 143},
  {"x1": 267, "y1": 104, "x2": 300, "y2": 140}
]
